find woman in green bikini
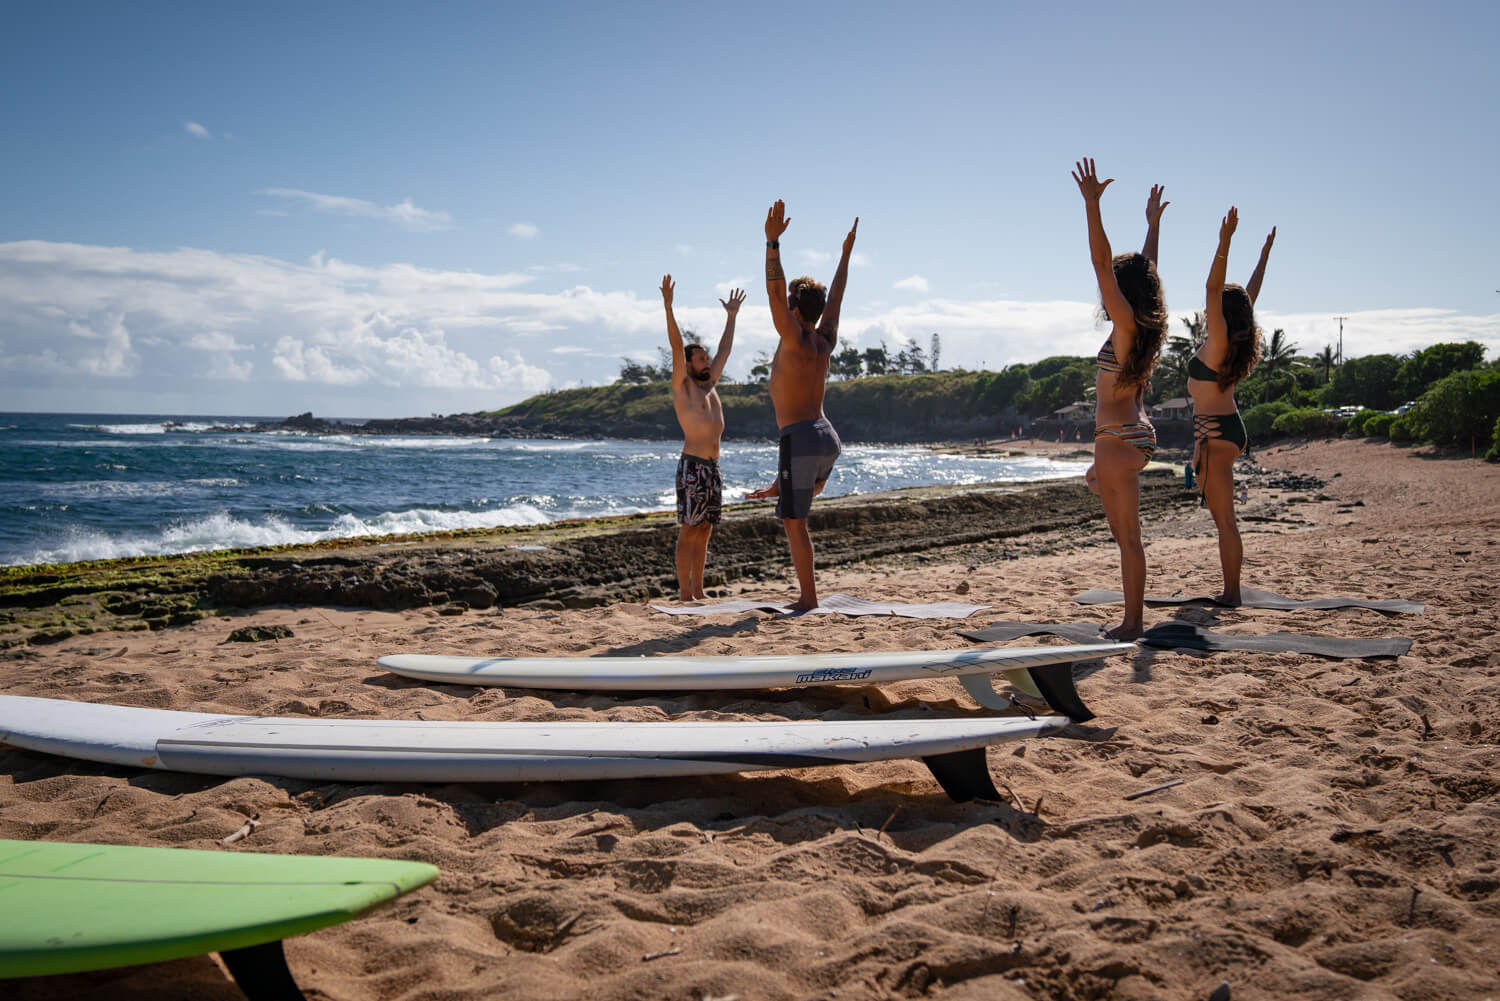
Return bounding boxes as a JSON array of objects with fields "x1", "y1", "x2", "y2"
[
  {"x1": 1073, "y1": 158, "x2": 1169, "y2": 639},
  {"x1": 1191, "y1": 207, "x2": 1275, "y2": 604}
]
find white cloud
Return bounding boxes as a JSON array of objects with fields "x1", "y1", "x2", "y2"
[
  {"x1": 798, "y1": 249, "x2": 832, "y2": 267},
  {"x1": 204, "y1": 355, "x2": 254, "y2": 381},
  {"x1": 2, "y1": 238, "x2": 1494, "y2": 415},
  {"x1": 188, "y1": 331, "x2": 252, "y2": 352},
  {"x1": 714, "y1": 277, "x2": 750, "y2": 297},
  {"x1": 894, "y1": 275, "x2": 930, "y2": 293},
  {"x1": 184, "y1": 121, "x2": 211, "y2": 139},
  {"x1": 851, "y1": 253, "x2": 871, "y2": 268},
  {"x1": 259, "y1": 188, "x2": 454, "y2": 232},
  {"x1": 509, "y1": 222, "x2": 540, "y2": 239}
]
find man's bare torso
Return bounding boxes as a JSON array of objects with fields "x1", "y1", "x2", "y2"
[
  {"x1": 675, "y1": 378, "x2": 725, "y2": 459},
  {"x1": 769, "y1": 328, "x2": 833, "y2": 428}
]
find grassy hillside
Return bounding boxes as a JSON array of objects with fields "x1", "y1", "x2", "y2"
[{"x1": 489, "y1": 362, "x2": 1097, "y2": 441}]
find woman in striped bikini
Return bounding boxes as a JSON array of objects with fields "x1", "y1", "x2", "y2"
[
  {"x1": 1072, "y1": 158, "x2": 1169, "y2": 639},
  {"x1": 1191, "y1": 207, "x2": 1274, "y2": 604}
]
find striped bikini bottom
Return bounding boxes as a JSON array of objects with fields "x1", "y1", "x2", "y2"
[{"x1": 1094, "y1": 421, "x2": 1157, "y2": 461}]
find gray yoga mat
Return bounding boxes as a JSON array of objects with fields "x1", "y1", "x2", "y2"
[
  {"x1": 1071, "y1": 586, "x2": 1424, "y2": 614},
  {"x1": 960, "y1": 621, "x2": 1412, "y2": 659},
  {"x1": 651, "y1": 592, "x2": 990, "y2": 619}
]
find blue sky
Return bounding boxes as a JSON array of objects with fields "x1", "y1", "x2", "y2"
[{"x1": 2, "y1": 1, "x2": 1496, "y2": 418}]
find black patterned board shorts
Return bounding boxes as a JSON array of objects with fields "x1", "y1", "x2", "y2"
[
  {"x1": 776, "y1": 416, "x2": 841, "y2": 520},
  {"x1": 675, "y1": 453, "x2": 723, "y2": 526}
]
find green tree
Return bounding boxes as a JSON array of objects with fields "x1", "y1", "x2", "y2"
[
  {"x1": 1257, "y1": 329, "x2": 1300, "y2": 401},
  {"x1": 894, "y1": 341, "x2": 928, "y2": 374},
  {"x1": 861, "y1": 342, "x2": 890, "y2": 376},
  {"x1": 1313, "y1": 344, "x2": 1336, "y2": 384},
  {"x1": 1324, "y1": 353, "x2": 1402, "y2": 410},
  {"x1": 748, "y1": 350, "x2": 771, "y2": 384},
  {"x1": 830, "y1": 345, "x2": 863, "y2": 380},
  {"x1": 1396, "y1": 341, "x2": 1488, "y2": 401},
  {"x1": 1400, "y1": 368, "x2": 1500, "y2": 449}
]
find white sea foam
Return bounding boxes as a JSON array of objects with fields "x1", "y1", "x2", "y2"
[{"x1": 14, "y1": 502, "x2": 571, "y2": 565}]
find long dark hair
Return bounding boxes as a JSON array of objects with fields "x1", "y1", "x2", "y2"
[
  {"x1": 1108, "y1": 252, "x2": 1168, "y2": 389},
  {"x1": 1218, "y1": 283, "x2": 1261, "y2": 389}
]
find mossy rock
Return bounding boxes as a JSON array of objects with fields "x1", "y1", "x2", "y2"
[
  {"x1": 227, "y1": 624, "x2": 294, "y2": 643},
  {"x1": 29, "y1": 627, "x2": 76, "y2": 645}
]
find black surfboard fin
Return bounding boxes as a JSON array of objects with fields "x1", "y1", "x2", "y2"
[
  {"x1": 1025, "y1": 662, "x2": 1095, "y2": 723},
  {"x1": 220, "y1": 939, "x2": 308, "y2": 1001},
  {"x1": 922, "y1": 747, "x2": 1002, "y2": 803}
]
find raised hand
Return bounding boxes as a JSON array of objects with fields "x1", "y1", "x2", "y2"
[
  {"x1": 765, "y1": 200, "x2": 791, "y2": 242},
  {"x1": 1260, "y1": 226, "x2": 1276, "y2": 255},
  {"x1": 1071, "y1": 158, "x2": 1113, "y2": 201},
  {"x1": 660, "y1": 274, "x2": 675, "y2": 306},
  {"x1": 1219, "y1": 207, "x2": 1239, "y2": 244},
  {"x1": 1145, "y1": 184, "x2": 1169, "y2": 225},
  {"x1": 842, "y1": 217, "x2": 859, "y2": 257},
  {"x1": 720, "y1": 288, "x2": 746, "y2": 313}
]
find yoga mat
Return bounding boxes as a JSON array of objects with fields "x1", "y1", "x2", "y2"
[
  {"x1": 652, "y1": 592, "x2": 990, "y2": 619},
  {"x1": 961, "y1": 621, "x2": 1412, "y2": 660},
  {"x1": 1070, "y1": 586, "x2": 1424, "y2": 614}
]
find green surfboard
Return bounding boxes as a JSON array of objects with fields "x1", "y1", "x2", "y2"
[{"x1": 0, "y1": 839, "x2": 438, "y2": 993}]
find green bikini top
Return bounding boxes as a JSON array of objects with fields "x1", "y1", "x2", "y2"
[{"x1": 1188, "y1": 355, "x2": 1220, "y2": 382}]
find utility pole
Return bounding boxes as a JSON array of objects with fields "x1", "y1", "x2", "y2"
[{"x1": 1333, "y1": 316, "x2": 1348, "y2": 366}]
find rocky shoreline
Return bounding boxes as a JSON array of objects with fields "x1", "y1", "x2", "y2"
[{"x1": 0, "y1": 470, "x2": 1220, "y2": 648}]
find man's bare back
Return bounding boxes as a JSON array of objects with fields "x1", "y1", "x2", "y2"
[{"x1": 768, "y1": 330, "x2": 833, "y2": 429}]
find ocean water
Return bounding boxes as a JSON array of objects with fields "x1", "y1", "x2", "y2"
[{"x1": 0, "y1": 413, "x2": 1085, "y2": 567}]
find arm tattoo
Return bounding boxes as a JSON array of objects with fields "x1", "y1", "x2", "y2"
[{"x1": 765, "y1": 258, "x2": 784, "y2": 283}]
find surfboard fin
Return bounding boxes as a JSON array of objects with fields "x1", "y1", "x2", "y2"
[
  {"x1": 219, "y1": 939, "x2": 308, "y2": 1001},
  {"x1": 1024, "y1": 661, "x2": 1095, "y2": 723},
  {"x1": 922, "y1": 747, "x2": 1002, "y2": 803},
  {"x1": 965, "y1": 664, "x2": 1094, "y2": 723}
]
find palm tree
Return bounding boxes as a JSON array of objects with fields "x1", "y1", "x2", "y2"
[
  {"x1": 1258, "y1": 328, "x2": 1300, "y2": 401},
  {"x1": 1156, "y1": 313, "x2": 1207, "y2": 400},
  {"x1": 1314, "y1": 344, "x2": 1336, "y2": 384}
]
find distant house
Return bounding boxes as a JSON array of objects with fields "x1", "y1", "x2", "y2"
[
  {"x1": 1053, "y1": 402, "x2": 1094, "y2": 424},
  {"x1": 1151, "y1": 397, "x2": 1191, "y2": 419}
]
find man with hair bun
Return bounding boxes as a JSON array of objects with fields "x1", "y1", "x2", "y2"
[{"x1": 747, "y1": 200, "x2": 858, "y2": 612}]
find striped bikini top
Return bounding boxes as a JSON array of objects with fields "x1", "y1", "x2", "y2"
[{"x1": 1097, "y1": 337, "x2": 1121, "y2": 374}]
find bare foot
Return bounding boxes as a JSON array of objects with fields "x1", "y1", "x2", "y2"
[
  {"x1": 785, "y1": 597, "x2": 819, "y2": 613},
  {"x1": 691, "y1": 591, "x2": 710, "y2": 601},
  {"x1": 1103, "y1": 622, "x2": 1143, "y2": 641},
  {"x1": 1213, "y1": 591, "x2": 1242, "y2": 606},
  {"x1": 677, "y1": 593, "x2": 702, "y2": 604}
]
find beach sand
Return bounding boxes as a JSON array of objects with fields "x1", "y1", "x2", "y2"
[{"x1": 3, "y1": 438, "x2": 1497, "y2": 1000}]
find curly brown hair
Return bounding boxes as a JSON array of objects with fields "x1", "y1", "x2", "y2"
[
  {"x1": 789, "y1": 276, "x2": 827, "y2": 324},
  {"x1": 1105, "y1": 252, "x2": 1168, "y2": 389},
  {"x1": 1217, "y1": 283, "x2": 1261, "y2": 389}
]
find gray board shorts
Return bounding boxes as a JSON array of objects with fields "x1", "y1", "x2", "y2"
[{"x1": 776, "y1": 417, "x2": 841, "y2": 520}]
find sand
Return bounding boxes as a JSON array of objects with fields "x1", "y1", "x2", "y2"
[{"x1": 2, "y1": 438, "x2": 1497, "y2": 1000}]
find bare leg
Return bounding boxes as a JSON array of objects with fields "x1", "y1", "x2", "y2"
[
  {"x1": 1084, "y1": 462, "x2": 1100, "y2": 495},
  {"x1": 675, "y1": 524, "x2": 698, "y2": 601},
  {"x1": 690, "y1": 523, "x2": 714, "y2": 601},
  {"x1": 1200, "y1": 439, "x2": 1244, "y2": 604},
  {"x1": 782, "y1": 517, "x2": 818, "y2": 611},
  {"x1": 1093, "y1": 435, "x2": 1147, "y2": 639}
]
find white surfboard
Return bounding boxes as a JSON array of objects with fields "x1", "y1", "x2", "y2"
[
  {"x1": 377, "y1": 643, "x2": 1132, "y2": 721},
  {"x1": 0, "y1": 695, "x2": 1069, "y2": 801}
]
